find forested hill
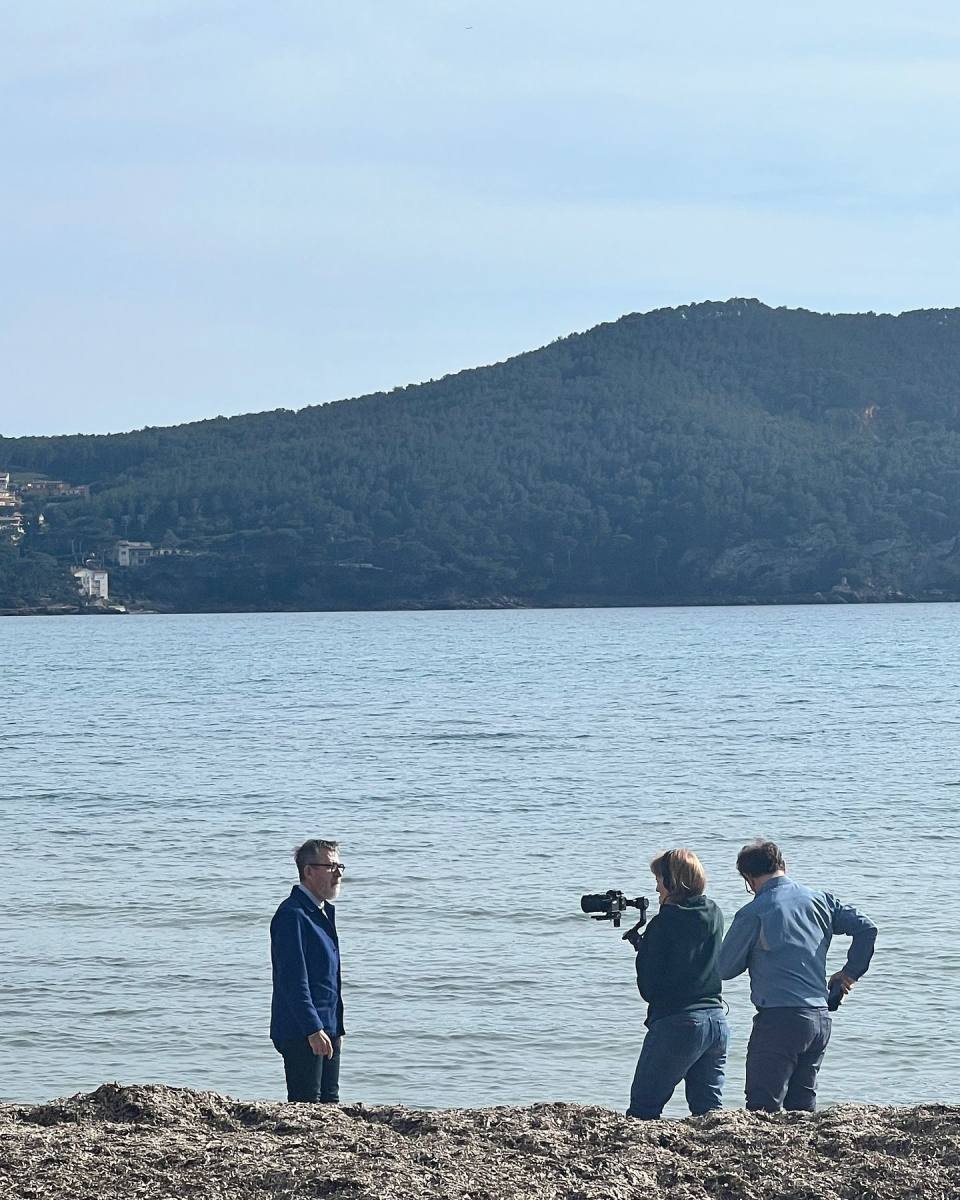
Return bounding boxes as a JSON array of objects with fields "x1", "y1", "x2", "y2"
[{"x1": 4, "y1": 297, "x2": 960, "y2": 612}]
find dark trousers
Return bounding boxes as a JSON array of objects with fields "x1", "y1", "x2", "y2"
[
  {"x1": 627, "y1": 1008, "x2": 729, "y2": 1119},
  {"x1": 745, "y1": 1007, "x2": 831, "y2": 1112},
  {"x1": 274, "y1": 1036, "x2": 342, "y2": 1103}
]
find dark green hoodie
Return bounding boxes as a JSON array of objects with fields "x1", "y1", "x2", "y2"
[{"x1": 635, "y1": 895, "x2": 724, "y2": 1026}]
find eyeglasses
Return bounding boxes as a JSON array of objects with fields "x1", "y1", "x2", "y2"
[{"x1": 306, "y1": 861, "x2": 345, "y2": 873}]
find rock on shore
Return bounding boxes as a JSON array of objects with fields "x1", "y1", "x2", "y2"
[{"x1": 1, "y1": 1084, "x2": 958, "y2": 1200}]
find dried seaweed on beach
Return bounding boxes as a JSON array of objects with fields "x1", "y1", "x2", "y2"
[{"x1": 2, "y1": 1083, "x2": 958, "y2": 1200}]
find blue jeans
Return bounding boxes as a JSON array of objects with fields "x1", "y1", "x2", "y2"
[
  {"x1": 745, "y1": 1007, "x2": 831, "y2": 1112},
  {"x1": 627, "y1": 1008, "x2": 728, "y2": 1119}
]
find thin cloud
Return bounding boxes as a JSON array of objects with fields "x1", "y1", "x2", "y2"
[{"x1": 3, "y1": 1, "x2": 959, "y2": 435}]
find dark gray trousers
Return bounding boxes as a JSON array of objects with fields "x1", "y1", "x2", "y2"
[
  {"x1": 745, "y1": 1007, "x2": 831, "y2": 1112},
  {"x1": 274, "y1": 1036, "x2": 342, "y2": 1103}
]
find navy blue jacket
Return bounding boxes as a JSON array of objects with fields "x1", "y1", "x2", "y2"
[{"x1": 270, "y1": 886, "x2": 344, "y2": 1043}]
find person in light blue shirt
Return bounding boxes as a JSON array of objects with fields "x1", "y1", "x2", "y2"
[{"x1": 718, "y1": 840, "x2": 877, "y2": 1113}]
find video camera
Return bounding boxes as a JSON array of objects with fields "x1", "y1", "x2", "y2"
[{"x1": 580, "y1": 890, "x2": 649, "y2": 930}]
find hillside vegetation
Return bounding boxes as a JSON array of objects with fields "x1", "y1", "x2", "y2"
[{"x1": 4, "y1": 298, "x2": 960, "y2": 612}]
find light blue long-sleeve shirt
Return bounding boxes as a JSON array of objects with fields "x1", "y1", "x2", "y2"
[{"x1": 718, "y1": 876, "x2": 877, "y2": 1009}]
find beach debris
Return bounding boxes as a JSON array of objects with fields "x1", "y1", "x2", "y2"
[{"x1": 1, "y1": 1083, "x2": 958, "y2": 1199}]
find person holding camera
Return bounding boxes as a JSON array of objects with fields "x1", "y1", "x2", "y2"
[
  {"x1": 718, "y1": 840, "x2": 877, "y2": 1113},
  {"x1": 624, "y1": 848, "x2": 728, "y2": 1120}
]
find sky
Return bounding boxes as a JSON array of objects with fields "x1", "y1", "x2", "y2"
[{"x1": 3, "y1": 1, "x2": 960, "y2": 437}]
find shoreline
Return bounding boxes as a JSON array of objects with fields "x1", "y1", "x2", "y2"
[
  {"x1": 2, "y1": 1083, "x2": 957, "y2": 1199},
  {"x1": 2, "y1": 590, "x2": 959, "y2": 618}
]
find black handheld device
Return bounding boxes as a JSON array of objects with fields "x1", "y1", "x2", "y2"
[
  {"x1": 580, "y1": 890, "x2": 649, "y2": 930},
  {"x1": 827, "y1": 979, "x2": 845, "y2": 1011}
]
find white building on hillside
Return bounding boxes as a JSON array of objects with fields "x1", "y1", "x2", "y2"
[
  {"x1": 0, "y1": 471, "x2": 24, "y2": 542},
  {"x1": 110, "y1": 540, "x2": 158, "y2": 567},
  {"x1": 72, "y1": 566, "x2": 109, "y2": 600}
]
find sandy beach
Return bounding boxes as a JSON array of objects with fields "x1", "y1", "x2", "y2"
[{"x1": 1, "y1": 1083, "x2": 957, "y2": 1199}]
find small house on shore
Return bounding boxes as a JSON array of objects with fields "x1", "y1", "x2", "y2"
[{"x1": 72, "y1": 566, "x2": 109, "y2": 600}]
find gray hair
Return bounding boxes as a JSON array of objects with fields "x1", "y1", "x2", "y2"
[{"x1": 294, "y1": 838, "x2": 340, "y2": 880}]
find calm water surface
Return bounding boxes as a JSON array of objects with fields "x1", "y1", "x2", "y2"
[{"x1": 2, "y1": 605, "x2": 958, "y2": 1113}]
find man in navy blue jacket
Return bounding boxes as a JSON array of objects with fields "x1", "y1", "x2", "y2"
[{"x1": 270, "y1": 838, "x2": 346, "y2": 1102}]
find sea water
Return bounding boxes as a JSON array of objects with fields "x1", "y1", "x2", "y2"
[{"x1": 2, "y1": 604, "x2": 958, "y2": 1112}]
